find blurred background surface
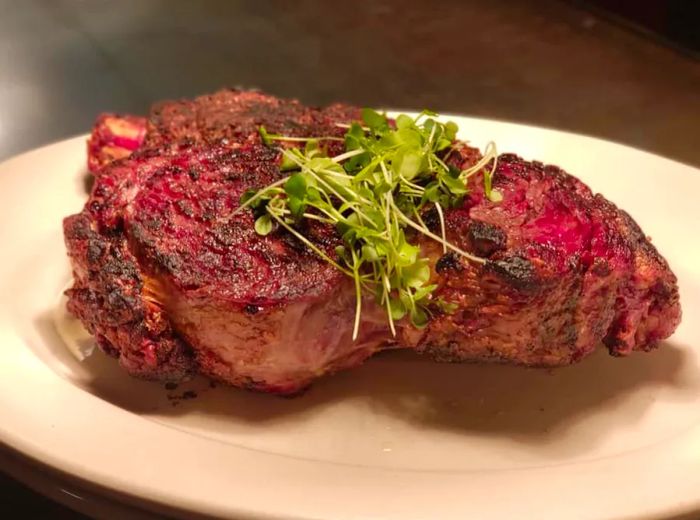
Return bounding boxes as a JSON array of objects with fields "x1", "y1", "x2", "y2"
[
  {"x1": 0, "y1": 0, "x2": 698, "y2": 517},
  {"x1": 0, "y1": 0, "x2": 698, "y2": 166}
]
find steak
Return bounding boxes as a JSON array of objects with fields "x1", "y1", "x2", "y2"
[
  {"x1": 145, "y1": 89, "x2": 358, "y2": 152},
  {"x1": 87, "y1": 90, "x2": 355, "y2": 174},
  {"x1": 87, "y1": 114, "x2": 147, "y2": 173},
  {"x1": 65, "y1": 89, "x2": 681, "y2": 394}
]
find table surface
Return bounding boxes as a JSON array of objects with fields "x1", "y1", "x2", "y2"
[{"x1": 1, "y1": 0, "x2": 698, "y2": 518}]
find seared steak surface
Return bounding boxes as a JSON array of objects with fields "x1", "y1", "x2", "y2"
[
  {"x1": 145, "y1": 89, "x2": 357, "y2": 153},
  {"x1": 415, "y1": 154, "x2": 680, "y2": 366},
  {"x1": 66, "y1": 89, "x2": 681, "y2": 394}
]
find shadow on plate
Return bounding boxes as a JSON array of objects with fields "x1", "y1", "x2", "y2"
[
  {"x1": 82, "y1": 171, "x2": 94, "y2": 194},
  {"x1": 33, "y1": 307, "x2": 700, "y2": 451}
]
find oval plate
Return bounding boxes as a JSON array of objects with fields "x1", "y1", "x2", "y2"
[{"x1": 0, "y1": 116, "x2": 699, "y2": 519}]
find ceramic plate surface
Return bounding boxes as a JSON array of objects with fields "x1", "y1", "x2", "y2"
[{"x1": 0, "y1": 116, "x2": 699, "y2": 519}]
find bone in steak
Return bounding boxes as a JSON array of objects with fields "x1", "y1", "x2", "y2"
[{"x1": 65, "y1": 89, "x2": 681, "y2": 394}]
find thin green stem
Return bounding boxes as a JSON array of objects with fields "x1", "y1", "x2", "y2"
[
  {"x1": 248, "y1": 113, "x2": 498, "y2": 337},
  {"x1": 392, "y1": 202, "x2": 485, "y2": 264},
  {"x1": 232, "y1": 177, "x2": 289, "y2": 215},
  {"x1": 269, "y1": 136, "x2": 344, "y2": 142},
  {"x1": 434, "y1": 201, "x2": 447, "y2": 254},
  {"x1": 332, "y1": 148, "x2": 365, "y2": 163},
  {"x1": 267, "y1": 210, "x2": 352, "y2": 275}
]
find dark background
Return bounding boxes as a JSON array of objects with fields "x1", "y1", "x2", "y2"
[
  {"x1": 1, "y1": 1, "x2": 698, "y2": 518},
  {"x1": 1, "y1": 0, "x2": 699, "y2": 167}
]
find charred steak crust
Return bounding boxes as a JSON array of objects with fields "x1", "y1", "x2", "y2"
[
  {"x1": 64, "y1": 213, "x2": 194, "y2": 379},
  {"x1": 145, "y1": 89, "x2": 356, "y2": 154},
  {"x1": 86, "y1": 89, "x2": 358, "y2": 176},
  {"x1": 67, "y1": 89, "x2": 682, "y2": 394},
  {"x1": 71, "y1": 91, "x2": 375, "y2": 393},
  {"x1": 413, "y1": 153, "x2": 680, "y2": 366},
  {"x1": 126, "y1": 144, "x2": 343, "y2": 304}
]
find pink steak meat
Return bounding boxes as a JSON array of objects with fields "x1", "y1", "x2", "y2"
[
  {"x1": 65, "y1": 89, "x2": 681, "y2": 394},
  {"x1": 87, "y1": 114, "x2": 147, "y2": 173}
]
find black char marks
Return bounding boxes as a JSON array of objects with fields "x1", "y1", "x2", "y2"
[{"x1": 65, "y1": 89, "x2": 682, "y2": 394}]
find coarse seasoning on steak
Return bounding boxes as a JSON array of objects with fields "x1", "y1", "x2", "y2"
[
  {"x1": 64, "y1": 89, "x2": 681, "y2": 394},
  {"x1": 86, "y1": 90, "x2": 355, "y2": 175}
]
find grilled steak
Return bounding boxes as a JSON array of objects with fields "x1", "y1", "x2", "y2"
[
  {"x1": 87, "y1": 90, "x2": 355, "y2": 174},
  {"x1": 145, "y1": 89, "x2": 358, "y2": 152},
  {"x1": 414, "y1": 154, "x2": 680, "y2": 365},
  {"x1": 66, "y1": 89, "x2": 681, "y2": 394}
]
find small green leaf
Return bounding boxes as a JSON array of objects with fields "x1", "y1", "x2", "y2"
[
  {"x1": 395, "y1": 114, "x2": 414, "y2": 130},
  {"x1": 280, "y1": 153, "x2": 298, "y2": 172},
  {"x1": 361, "y1": 244, "x2": 379, "y2": 262},
  {"x1": 393, "y1": 148, "x2": 423, "y2": 180},
  {"x1": 394, "y1": 128, "x2": 422, "y2": 148},
  {"x1": 344, "y1": 151, "x2": 371, "y2": 173},
  {"x1": 436, "y1": 138, "x2": 452, "y2": 151},
  {"x1": 258, "y1": 125, "x2": 272, "y2": 146},
  {"x1": 410, "y1": 306, "x2": 429, "y2": 328},
  {"x1": 414, "y1": 284, "x2": 438, "y2": 301},
  {"x1": 404, "y1": 261, "x2": 430, "y2": 288},
  {"x1": 374, "y1": 241, "x2": 389, "y2": 257},
  {"x1": 445, "y1": 121, "x2": 458, "y2": 141},
  {"x1": 483, "y1": 168, "x2": 503, "y2": 203},
  {"x1": 448, "y1": 194, "x2": 465, "y2": 209},
  {"x1": 306, "y1": 186, "x2": 321, "y2": 202},
  {"x1": 288, "y1": 197, "x2": 306, "y2": 219},
  {"x1": 341, "y1": 227, "x2": 357, "y2": 244},
  {"x1": 442, "y1": 175, "x2": 468, "y2": 195},
  {"x1": 240, "y1": 189, "x2": 258, "y2": 206},
  {"x1": 254, "y1": 214, "x2": 273, "y2": 235},
  {"x1": 374, "y1": 180, "x2": 393, "y2": 196},
  {"x1": 304, "y1": 139, "x2": 322, "y2": 158},
  {"x1": 377, "y1": 132, "x2": 399, "y2": 152},
  {"x1": 437, "y1": 298, "x2": 459, "y2": 314},
  {"x1": 389, "y1": 297, "x2": 407, "y2": 320},
  {"x1": 361, "y1": 108, "x2": 389, "y2": 132},
  {"x1": 344, "y1": 123, "x2": 365, "y2": 151},
  {"x1": 448, "y1": 165, "x2": 461, "y2": 178},
  {"x1": 284, "y1": 173, "x2": 307, "y2": 199},
  {"x1": 423, "y1": 182, "x2": 441, "y2": 202},
  {"x1": 396, "y1": 241, "x2": 420, "y2": 267}
]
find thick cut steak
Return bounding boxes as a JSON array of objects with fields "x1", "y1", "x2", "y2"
[{"x1": 66, "y1": 89, "x2": 681, "y2": 394}]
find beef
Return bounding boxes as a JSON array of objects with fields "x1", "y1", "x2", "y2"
[
  {"x1": 66, "y1": 143, "x2": 388, "y2": 391},
  {"x1": 411, "y1": 154, "x2": 680, "y2": 365},
  {"x1": 65, "y1": 89, "x2": 681, "y2": 394},
  {"x1": 145, "y1": 89, "x2": 357, "y2": 152},
  {"x1": 87, "y1": 114, "x2": 147, "y2": 173},
  {"x1": 87, "y1": 89, "x2": 356, "y2": 174}
]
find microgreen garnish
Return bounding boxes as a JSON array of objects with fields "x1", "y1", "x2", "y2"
[
  {"x1": 258, "y1": 125, "x2": 344, "y2": 146},
  {"x1": 239, "y1": 109, "x2": 500, "y2": 339}
]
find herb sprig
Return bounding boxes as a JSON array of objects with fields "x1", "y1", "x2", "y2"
[{"x1": 238, "y1": 109, "x2": 500, "y2": 339}]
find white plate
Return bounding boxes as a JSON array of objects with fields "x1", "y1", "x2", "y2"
[{"x1": 0, "y1": 116, "x2": 699, "y2": 520}]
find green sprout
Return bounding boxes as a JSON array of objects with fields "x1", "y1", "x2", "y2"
[{"x1": 238, "y1": 109, "x2": 501, "y2": 339}]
